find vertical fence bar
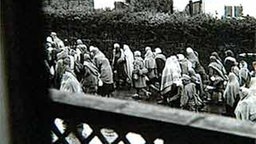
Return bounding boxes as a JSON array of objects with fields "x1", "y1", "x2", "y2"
[
  {"x1": 0, "y1": 9, "x2": 10, "y2": 144},
  {"x1": 254, "y1": 31, "x2": 256, "y2": 50},
  {"x1": 189, "y1": 0, "x2": 193, "y2": 17}
]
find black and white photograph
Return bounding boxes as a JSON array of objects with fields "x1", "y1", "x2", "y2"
[{"x1": 1, "y1": 0, "x2": 256, "y2": 143}]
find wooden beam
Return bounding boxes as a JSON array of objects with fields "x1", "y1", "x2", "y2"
[
  {"x1": 49, "y1": 89, "x2": 256, "y2": 139},
  {"x1": 0, "y1": 10, "x2": 10, "y2": 144},
  {"x1": 3, "y1": 0, "x2": 52, "y2": 143}
]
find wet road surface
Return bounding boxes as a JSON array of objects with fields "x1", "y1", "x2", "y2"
[{"x1": 111, "y1": 88, "x2": 227, "y2": 116}]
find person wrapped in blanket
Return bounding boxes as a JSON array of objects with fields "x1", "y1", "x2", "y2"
[
  {"x1": 132, "y1": 51, "x2": 151, "y2": 99},
  {"x1": 58, "y1": 54, "x2": 86, "y2": 143},
  {"x1": 44, "y1": 41, "x2": 57, "y2": 88},
  {"x1": 180, "y1": 74, "x2": 203, "y2": 111},
  {"x1": 231, "y1": 65, "x2": 240, "y2": 82},
  {"x1": 60, "y1": 56, "x2": 83, "y2": 93},
  {"x1": 90, "y1": 46, "x2": 114, "y2": 97},
  {"x1": 112, "y1": 43, "x2": 127, "y2": 89},
  {"x1": 159, "y1": 56, "x2": 183, "y2": 106},
  {"x1": 177, "y1": 53, "x2": 204, "y2": 98},
  {"x1": 208, "y1": 55, "x2": 228, "y2": 102},
  {"x1": 54, "y1": 47, "x2": 69, "y2": 89},
  {"x1": 224, "y1": 50, "x2": 237, "y2": 74},
  {"x1": 81, "y1": 54, "x2": 99, "y2": 94},
  {"x1": 235, "y1": 87, "x2": 256, "y2": 122},
  {"x1": 144, "y1": 46, "x2": 160, "y2": 94},
  {"x1": 144, "y1": 46, "x2": 157, "y2": 85},
  {"x1": 239, "y1": 60, "x2": 251, "y2": 88},
  {"x1": 154, "y1": 47, "x2": 166, "y2": 83},
  {"x1": 223, "y1": 72, "x2": 240, "y2": 117},
  {"x1": 50, "y1": 32, "x2": 65, "y2": 49},
  {"x1": 123, "y1": 44, "x2": 134, "y2": 87},
  {"x1": 186, "y1": 47, "x2": 208, "y2": 84},
  {"x1": 251, "y1": 61, "x2": 256, "y2": 77},
  {"x1": 76, "y1": 39, "x2": 89, "y2": 60},
  {"x1": 188, "y1": 68, "x2": 204, "y2": 99}
]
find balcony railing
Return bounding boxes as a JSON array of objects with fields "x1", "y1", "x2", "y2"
[{"x1": 49, "y1": 89, "x2": 256, "y2": 144}]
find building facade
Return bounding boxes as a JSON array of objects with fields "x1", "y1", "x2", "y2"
[{"x1": 224, "y1": 5, "x2": 243, "y2": 18}]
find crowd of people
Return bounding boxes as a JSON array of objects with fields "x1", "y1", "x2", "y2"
[{"x1": 45, "y1": 32, "x2": 256, "y2": 122}]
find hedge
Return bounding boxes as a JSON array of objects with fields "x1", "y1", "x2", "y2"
[{"x1": 43, "y1": 9, "x2": 256, "y2": 67}]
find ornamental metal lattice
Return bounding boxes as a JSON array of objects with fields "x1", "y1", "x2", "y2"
[{"x1": 52, "y1": 118, "x2": 163, "y2": 144}]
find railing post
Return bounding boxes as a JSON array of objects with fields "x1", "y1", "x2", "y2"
[
  {"x1": 199, "y1": 0, "x2": 202, "y2": 14},
  {"x1": 0, "y1": 9, "x2": 10, "y2": 144},
  {"x1": 171, "y1": 0, "x2": 174, "y2": 14},
  {"x1": 254, "y1": 30, "x2": 256, "y2": 50},
  {"x1": 189, "y1": 0, "x2": 193, "y2": 16}
]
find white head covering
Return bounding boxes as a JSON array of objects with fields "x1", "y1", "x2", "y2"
[
  {"x1": 46, "y1": 36, "x2": 53, "y2": 43},
  {"x1": 232, "y1": 66, "x2": 240, "y2": 77},
  {"x1": 239, "y1": 60, "x2": 248, "y2": 69},
  {"x1": 123, "y1": 44, "x2": 133, "y2": 54},
  {"x1": 186, "y1": 47, "x2": 199, "y2": 68},
  {"x1": 154, "y1": 47, "x2": 162, "y2": 54},
  {"x1": 239, "y1": 87, "x2": 250, "y2": 99},
  {"x1": 144, "y1": 47, "x2": 153, "y2": 58},
  {"x1": 77, "y1": 39, "x2": 83, "y2": 45},
  {"x1": 50, "y1": 32, "x2": 57, "y2": 37},
  {"x1": 145, "y1": 46, "x2": 151, "y2": 52},
  {"x1": 186, "y1": 47, "x2": 193, "y2": 53},
  {"x1": 114, "y1": 43, "x2": 120, "y2": 48},
  {"x1": 177, "y1": 54, "x2": 185, "y2": 61},
  {"x1": 89, "y1": 46, "x2": 96, "y2": 52},
  {"x1": 123, "y1": 44, "x2": 130, "y2": 51},
  {"x1": 182, "y1": 74, "x2": 191, "y2": 81},
  {"x1": 134, "y1": 51, "x2": 141, "y2": 57}
]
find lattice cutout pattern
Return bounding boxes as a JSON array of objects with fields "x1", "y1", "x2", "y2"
[{"x1": 52, "y1": 118, "x2": 164, "y2": 144}]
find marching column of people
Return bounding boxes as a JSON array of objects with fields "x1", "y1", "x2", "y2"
[{"x1": 45, "y1": 32, "x2": 256, "y2": 123}]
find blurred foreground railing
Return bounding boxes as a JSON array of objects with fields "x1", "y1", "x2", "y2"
[{"x1": 49, "y1": 89, "x2": 256, "y2": 144}]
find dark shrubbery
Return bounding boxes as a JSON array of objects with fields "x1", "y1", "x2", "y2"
[{"x1": 43, "y1": 7, "x2": 256, "y2": 66}]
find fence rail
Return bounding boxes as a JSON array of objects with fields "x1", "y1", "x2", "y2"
[{"x1": 49, "y1": 89, "x2": 256, "y2": 144}]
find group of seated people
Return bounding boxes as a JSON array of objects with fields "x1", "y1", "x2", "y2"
[{"x1": 44, "y1": 32, "x2": 256, "y2": 122}]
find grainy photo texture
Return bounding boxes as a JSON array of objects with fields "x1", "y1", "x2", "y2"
[{"x1": 42, "y1": 0, "x2": 256, "y2": 143}]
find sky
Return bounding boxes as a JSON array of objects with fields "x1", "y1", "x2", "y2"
[{"x1": 94, "y1": 0, "x2": 256, "y2": 18}]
